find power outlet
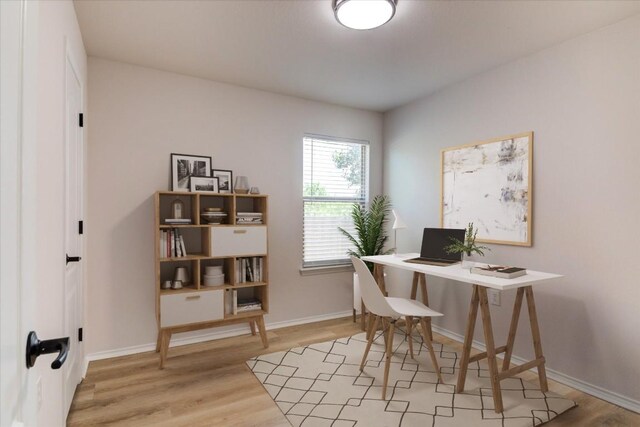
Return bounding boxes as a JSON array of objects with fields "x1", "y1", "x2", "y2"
[
  {"x1": 487, "y1": 289, "x2": 501, "y2": 306},
  {"x1": 36, "y1": 376, "x2": 42, "y2": 408}
]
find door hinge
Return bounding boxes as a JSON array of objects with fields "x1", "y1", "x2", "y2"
[
  {"x1": 79, "y1": 220, "x2": 84, "y2": 235},
  {"x1": 79, "y1": 113, "x2": 84, "y2": 128},
  {"x1": 78, "y1": 328, "x2": 83, "y2": 342}
]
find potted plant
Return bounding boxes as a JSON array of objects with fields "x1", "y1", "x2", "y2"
[
  {"x1": 339, "y1": 195, "x2": 393, "y2": 319},
  {"x1": 444, "y1": 222, "x2": 490, "y2": 269},
  {"x1": 339, "y1": 195, "x2": 393, "y2": 269}
]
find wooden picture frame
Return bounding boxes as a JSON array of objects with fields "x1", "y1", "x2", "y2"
[
  {"x1": 189, "y1": 176, "x2": 219, "y2": 193},
  {"x1": 170, "y1": 153, "x2": 212, "y2": 191},
  {"x1": 212, "y1": 169, "x2": 233, "y2": 194},
  {"x1": 440, "y1": 132, "x2": 533, "y2": 246}
]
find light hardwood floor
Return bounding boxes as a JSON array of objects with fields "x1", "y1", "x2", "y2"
[{"x1": 69, "y1": 317, "x2": 639, "y2": 426}]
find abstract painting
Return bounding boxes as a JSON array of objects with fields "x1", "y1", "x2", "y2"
[{"x1": 441, "y1": 132, "x2": 533, "y2": 246}]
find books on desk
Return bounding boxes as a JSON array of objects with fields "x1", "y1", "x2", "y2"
[{"x1": 471, "y1": 265, "x2": 527, "y2": 279}]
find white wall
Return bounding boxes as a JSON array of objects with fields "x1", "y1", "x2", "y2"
[
  {"x1": 86, "y1": 58, "x2": 383, "y2": 355},
  {"x1": 383, "y1": 16, "x2": 640, "y2": 404},
  {"x1": 32, "y1": 1, "x2": 87, "y2": 425}
]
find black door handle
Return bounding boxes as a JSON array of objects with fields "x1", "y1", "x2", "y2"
[
  {"x1": 26, "y1": 331, "x2": 70, "y2": 370},
  {"x1": 66, "y1": 254, "x2": 81, "y2": 264}
]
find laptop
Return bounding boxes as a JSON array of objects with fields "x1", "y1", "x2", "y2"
[{"x1": 404, "y1": 228, "x2": 466, "y2": 266}]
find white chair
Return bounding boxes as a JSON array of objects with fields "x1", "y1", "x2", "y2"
[{"x1": 351, "y1": 256, "x2": 444, "y2": 400}]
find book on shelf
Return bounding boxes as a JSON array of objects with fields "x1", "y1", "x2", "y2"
[
  {"x1": 236, "y1": 212, "x2": 263, "y2": 224},
  {"x1": 232, "y1": 289, "x2": 238, "y2": 315},
  {"x1": 159, "y1": 229, "x2": 188, "y2": 258},
  {"x1": 164, "y1": 218, "x2": 192, "y2": 224},
  {"x1": 471, "y1": 265, "x2": 527, "y2": 279},
  {"x1": 235, "y1": 257, "x2": 263, "y2": 283}
]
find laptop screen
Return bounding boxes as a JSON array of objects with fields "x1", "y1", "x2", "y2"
[{"x1": 420, "y1": 228, "x2": 466, "y2": 261}]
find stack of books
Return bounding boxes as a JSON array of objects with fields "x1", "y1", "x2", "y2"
[
  {"x1": 160, "y1": 229, "x2": 188, "y2": 258},
  {"x1": 226, "y1": 291, "x2": 263, "y2": 315},
  {"x1": 236, "y1": 212, "x2": 263, "y2": 224},
  {"x1": 164, "y1": 218, "x2": 192, "y2": 225},
  {"x1": 236, "y1": 297, "x2": 262, "y2": 313},
  {"x1": 471, "y1": 265, "x2": 527, "y2": 279}
]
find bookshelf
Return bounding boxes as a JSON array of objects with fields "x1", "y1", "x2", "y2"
[{"x1": 154, "y1": 191, "x2": 269, "y2": 368}]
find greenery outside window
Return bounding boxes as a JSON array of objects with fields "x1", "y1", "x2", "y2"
[{"x1": 302, "y1": 135, "x2": 369, "y2": 268}]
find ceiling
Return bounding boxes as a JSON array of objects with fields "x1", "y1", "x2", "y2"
[{"x1": 74, "y1": 1, "x2": 640, "y2": 112}]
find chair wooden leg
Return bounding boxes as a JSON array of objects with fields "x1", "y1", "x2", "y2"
[
  {"x1": 249, "y1": 320, "x2": 257, "y2": 336},
  {"x1": 382, "y1": 320, "x2": 396, "y2": 400},
  {"x1": 360, "y1": 315, "x2": 379, "y2": 371},
  {"x1": 419, "y1": 318, "x2": 443, "y2": 383},
  {"x1": 405, "y1": 316, "x2": 415, "y2": 359},
  {"x1": 360, "y1": 299, "x2": 366, "y2": 331}
]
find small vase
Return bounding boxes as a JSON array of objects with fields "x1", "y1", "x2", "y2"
[{"x1": 460, "y1": 252, "x2": 473, "y2": 270}]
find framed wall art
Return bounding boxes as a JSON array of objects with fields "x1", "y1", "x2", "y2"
[
  {"x1": 171, "y1": 153, "x2": 212, "y2": 191},
  {"x1": 441, "y1": 132, "x2": 533, "y2": 246},
  {"x1": 212, "y1": 169, "x2": 233, "y2": 194},
  {"x1": 189, "y1": 176, "x2": 219, "y2": 193}
]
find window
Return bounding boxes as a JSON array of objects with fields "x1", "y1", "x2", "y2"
[{"x1": 302, "y1": 135, "x2": 369, "y2": 268}]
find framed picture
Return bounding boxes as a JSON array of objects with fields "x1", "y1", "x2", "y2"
[
  {"x1": 212, "y1": 169, "x2": 233, "y2": 193},
  {"x1": 441, "y1": 132, "x2": 533, "y2": 246},
  {"x1": 171, "y1": 153, "x2": 212, "y2": 191},
  {"x1": 190, "y1": 176, "x2": 219, "y2": 193}
]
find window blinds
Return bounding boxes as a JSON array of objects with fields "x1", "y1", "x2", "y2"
[{"x1": 302, "y1": 135, "x2": 369, "y2": 268}]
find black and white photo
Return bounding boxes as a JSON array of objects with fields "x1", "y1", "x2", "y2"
[
  {"x1": 189, "y1": 176, "x2": 219, "y2": 193},
  {"x1": 171, "y1": 153, "x2": 212, "y2": 191},
  {"x1": 212, "y1": 169, "x2": 233, "y2": 193}
]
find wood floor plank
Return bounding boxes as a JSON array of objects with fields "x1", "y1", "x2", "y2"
[{"x1": 69, "y1": 317, "x2": 640, "y2": 426}]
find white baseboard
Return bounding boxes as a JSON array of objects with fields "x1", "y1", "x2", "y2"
[
  {"x1": 83, "y1": 310, "x2": 352, "y2": 374},
  {"x1": 431, "y1": 324, "x2": 640, "y2": 414}
]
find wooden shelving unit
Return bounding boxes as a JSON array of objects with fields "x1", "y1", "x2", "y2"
[{"x1": 154, "y1": 191, "x2": 269, "y2": 368}]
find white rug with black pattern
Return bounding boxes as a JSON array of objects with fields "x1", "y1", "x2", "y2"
[{"x1": 246, "y1": 329, "x2": 576, "y2": 426}]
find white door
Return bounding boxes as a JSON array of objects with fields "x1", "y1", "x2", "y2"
[
  {"x1": 63, "y1": 53, "x2": 84, "y2": 415},
  {"x1": 1, "y1": 1, "x2": 38, "y2": 426}
]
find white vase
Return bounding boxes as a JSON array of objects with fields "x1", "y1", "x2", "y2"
[{"x1": 460, "y1": 252, "x2": 473, "y2": 270}]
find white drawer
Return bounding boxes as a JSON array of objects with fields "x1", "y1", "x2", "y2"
[
  {"x1": 210, "y1": 226, "x2": 267, "y2": 257},
  {"x1": 160, "y1": 290, "x2": 224, "y2": 327}
]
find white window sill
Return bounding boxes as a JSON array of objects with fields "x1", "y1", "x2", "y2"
[{"x1": 299, "y1": 264, "x2": 354, "y2": 276}]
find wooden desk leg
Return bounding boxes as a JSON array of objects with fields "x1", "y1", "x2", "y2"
[
  {"x1": 525, "y1": 286, "x2": 549, "y2": 392},
  {"x1": 410, "y1": 272, "x2": 419, "y2": 300},
  {"x1": 256, "y1": 315, "x2": 269, "y2": 348},
  {"x1": 502, "y1": 288, "x2": 525, "y2": 371},
  {"x1": 418, "y1": 273, "x2": 433, "y2": 341},
  {"x1": 457, "y1": 285, "x2": 480, "y2": 393},
  {"x1": 478, "y1": 287, "x2": 504, "y2": 413},
  {"x1": 373, "y1": 264, "x2": 387, "y2": 296}
]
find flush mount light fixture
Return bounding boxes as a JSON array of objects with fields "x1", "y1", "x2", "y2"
[{"x1": 333, "y1": 0, "x2": 397, "y2": 30}]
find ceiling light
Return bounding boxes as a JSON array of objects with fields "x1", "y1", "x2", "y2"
[{"x1": 333, "y1": 0, "x2": 397, "y2": 30}]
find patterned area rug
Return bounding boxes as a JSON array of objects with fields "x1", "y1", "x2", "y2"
[{"x1": 246, "y1": 329, "x2": 576, "y2": 426}]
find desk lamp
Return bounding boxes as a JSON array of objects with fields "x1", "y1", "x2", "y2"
[{"x1": 392, "y1": 210, "x2": 407, "y2": 254}]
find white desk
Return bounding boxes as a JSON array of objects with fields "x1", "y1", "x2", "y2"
[{"x1": 361, "y1": 253, "x2": 563, "y2": 413}]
